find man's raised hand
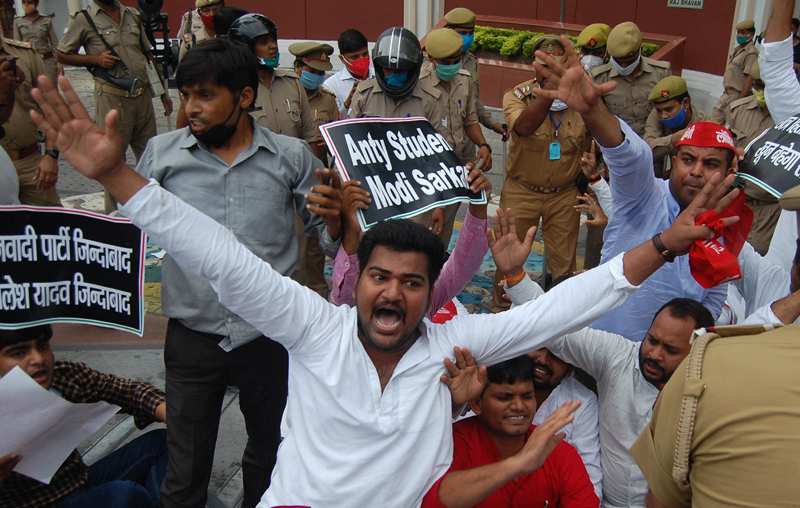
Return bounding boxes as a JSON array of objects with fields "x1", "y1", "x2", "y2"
[
  {"x1": 488, "y1": 208, "x2": 536, "y2": 281},
  {"x1": 508, "y1": 400, "x2": 579, "y2": 477},
  {"x1": 307, "y1": 168, "x2": 344, "y2": 240},
  {"x1": 660, "y1": 173, "x2": 740, "y2": 255},
  {"x1": 441, "y1": 347, "x2": 488, "y2": 406},
  {"x1": 29, "y1": 75, "x2": 125, "y2": 182},
  {"x1": 531, "y1": 36, "x2": 617, "y2": 116}
]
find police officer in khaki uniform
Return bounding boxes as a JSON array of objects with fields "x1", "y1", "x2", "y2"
[
  {"x1": 576, "y1": 23, "x2": 610, "y2": 73},
  {"x1": 631, "y1": 320, "x2": 800, "y2": 508},
  {"x1": 14, "y1": 0, "x2": 61, "y2": 85},
  {"x1": 493, "y1": 36, "x2": 589, "y2": 312},
  {"x1": 644, "y1": 76, "x2": 709, "y2": 178},
  {"x1": 229, "y1": 15, "x2": 322, "y2": 291},
  {"x1": 442, "y1": 7, "x2": 506, "y2": 158},
  {"x1": 58, "y1": 0, "x2": 172, "y2": 213},
  {"x1": 592, "y1": 22, "x2": 672, "y2": 137},
  {"x1": 711, "y1": 19, "x2": 759, "y2": 125},
  {"x1": 729, "y1": 61, "x2": 778, "y2": 255},
  {"x1": 177, "y1": 0, "x2": 223, "y2": 62},
  {"x1": 349, "y1": 27, "x2": 449, "y2": 236},
  {"x1": 0, "y1": 35, "x2": 59, "y2": 206},
  {"x1": 289, "y1": 41, "x2": 340, "y2": 299},
  {"x1": 420, "y1": 27, "x2": 493, "y2": 247}
]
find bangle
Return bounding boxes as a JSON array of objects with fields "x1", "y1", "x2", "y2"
[
  {"x1": 588, "y1": 174, "x2": 602, "y2": 184},
  {"x1": 479, "y1": 143, "x2": 492, "y2": 154},
  {"x1": 45, "y1": 149, "x2": 59, "y2": 159},
  {"x1": 652, "y1": 233, "x2": 676, "y2": 263},
  {"x1": 504, "y1": 269, "x2": 527, "y2": 282}
]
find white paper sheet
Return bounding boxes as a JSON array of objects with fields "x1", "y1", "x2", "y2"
[{"x1": 0, "y1": 366, "x2": 120, "y2": 484}]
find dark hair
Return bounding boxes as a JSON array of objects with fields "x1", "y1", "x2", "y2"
[
  {"x1": 338, "y1": 29, "x2": 368, "y2": 55},
  {"x1": 653, "y1": 298, "x2": 714, "y2": 329},
  {"x1": 176, "y1": 38, "x2": 259, "y2": 102},
  {"x1": 546, "y1": 272, "x2": 577, "y2": 292},
  {"x1": 485, "y1": 355, "x2": 535, "y2": 388},
  {"x1": 793, "y1": 18, "x2": 800, "y2": 29},
  {"x1": 213, "y1": 6, "x2": 249, "y2": 36},
  {"x1": 356, "y1": 219, "x2": 445, "y2": 287},
  {"x1": 0, "y1": 325, "x2": 52, "y2": 350}
]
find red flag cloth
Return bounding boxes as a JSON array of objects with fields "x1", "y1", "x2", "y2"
[
  {"x1": 431, "y1": 300, "x2": 459, "y2": 324},
  {"x1": 688, "y1": 191, "x2": 752, "y2": 288}
]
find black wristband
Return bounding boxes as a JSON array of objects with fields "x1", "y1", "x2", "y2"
[
  {"x1": 479, "y1": 143, "x2": 492, "y2": 154},
  {"x1": 652, "y1": 232, "x2": 676, "y2": 263},
  {"x1": 45, "y1": 149, "x2": 59, "y2": 160},
  {"x1": 588, "y1": 174, "x2": 602, "y2": 184}
]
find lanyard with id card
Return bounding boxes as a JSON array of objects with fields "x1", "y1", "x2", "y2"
[{"x1": 548, "y1": 111, "x2": 562, "y2": 160}]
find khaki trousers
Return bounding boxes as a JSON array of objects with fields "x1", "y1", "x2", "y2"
[
  {"x1": 492, "y1": 178, "x2": 579, "y2": 312},
  {"x1": 16, "y1": 151, "x2": 60, "y2": 206}
]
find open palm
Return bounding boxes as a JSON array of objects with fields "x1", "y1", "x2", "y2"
[
  {"x1": 29, "y1": 76, "x2": 124, "y2": 180},
  {"x1": 488, "y1": 208, "x2": 537, "y2": 276}
]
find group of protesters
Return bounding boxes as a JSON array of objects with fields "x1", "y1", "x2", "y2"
[{"x1": 1, "y1": 0, "x2": 800, "y2": 507}]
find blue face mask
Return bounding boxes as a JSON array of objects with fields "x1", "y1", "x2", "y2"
[
  {"x1": 385, "y1": 72, "x2": 408, "y2": 87},
  {"x1": 258, "y1": 51, "x2": 280, "y2": 69},
  {"x1": 660, "y1": 104, "x2": 688, "y2": 129},
  {"x1": 300, "y1": 70, "x2": 325, "y2": 90},
  {"x1": 435, "y1": 61, "x2": 462, "y2": 82},
  {"x1": 461, "y1": 33, "x2": 475, "y2": 53}
]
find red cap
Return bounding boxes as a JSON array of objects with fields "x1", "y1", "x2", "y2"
[{"x1": 676, "y1": 122, "x2": 736, "y2": 151}]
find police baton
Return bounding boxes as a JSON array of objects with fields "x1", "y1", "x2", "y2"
[{"x1": 501, "y1": 123, "x2": 508, "y2": 170}]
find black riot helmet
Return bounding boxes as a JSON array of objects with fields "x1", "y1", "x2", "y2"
[
  {"x1": 372, "y1": 27, "x2": 423, "y2": 100},
  {"x1": 227, "y1": 13, "x2": 279, "y2": 49}
]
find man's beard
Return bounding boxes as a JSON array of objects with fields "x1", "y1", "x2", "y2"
[
  {"x1": 355, "y1": 313, "x2": 420, "y2": 353},
  {"x1": 638, "y1": 343, "x2": 672, "y2": 385}
]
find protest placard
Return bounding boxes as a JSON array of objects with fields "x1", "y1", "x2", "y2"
[
  {"x1": 321, "y1": 117, "x2": 487, "y2": 230},
  {"x1": 738, "y1": 115, "x2": 800, "y2": 197},
  {"x1": 0, "y1": 206, "x2": 145, "y2": 335}
]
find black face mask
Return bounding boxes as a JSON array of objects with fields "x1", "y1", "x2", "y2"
[{"x1": 190, "y1": 95, "x2": 242, "y2": 148}]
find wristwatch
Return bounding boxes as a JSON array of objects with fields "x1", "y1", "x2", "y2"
[
  {"x1": 479, "y1": 143, "x2": 492, "y2": 153},
  {"x1": 652, "y1": 233, "x2": 676, "y2": 262},
  {"x1": 45, "y1": 149, "x2": 59, "y2": 160}
]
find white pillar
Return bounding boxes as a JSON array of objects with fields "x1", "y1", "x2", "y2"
[{"x1": 404, "y1": 0, "x2": 444, "y2": 38}]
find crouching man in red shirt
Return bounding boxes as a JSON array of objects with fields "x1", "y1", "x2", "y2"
[{"x1": 423, "y1": 355, "x2": 599, "y2": 508}]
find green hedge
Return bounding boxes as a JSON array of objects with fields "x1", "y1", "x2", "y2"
[{"x1": 471, "y1": 25, "x2": 659, "y2": 59}]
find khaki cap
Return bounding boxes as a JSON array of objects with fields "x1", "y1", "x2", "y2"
[
  {"x1": 289, "y1": 42, "x2": 334, "y2": 71},
  {"x1": 532, "y1": 35, "x2": 566, "y2": 65},
  {"x1": 736, "y1": 19, "x2": 755, "y2": 31},
  {"x1": 608, "y1": 22, "x2": 642, "y2": 59},
  {"x1": 444, "y1": 8, "x2": 476, "y2": 28},
  {"x1": 748, "y1": 60, "x2": 761, "y2": 80},
  {"x1": 779, "y1": 185, "x2": 800, "y2": 237},
  {"x1": 648, "y1": 76, "x2": 688, "y2": 103},
  {"x1": 577, "y1": 23, "x2": 610, "y2": 49},
  {"x1": 195, "y1": 0, "x2": 223, "y2": 8},
  {"x1": 425, "y1": 28, "x2": 463, "y2": 59}
]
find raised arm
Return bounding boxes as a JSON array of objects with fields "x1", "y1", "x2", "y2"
[
  {"x1": 30, "y1": 75, "x2": 345, "y2": 350},
  {"x1": 760, "y1": 0, "x2": 800, "y2": 123}
]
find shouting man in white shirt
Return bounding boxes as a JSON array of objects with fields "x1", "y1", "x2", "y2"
[{"x1": 29, "y1": 71, "x2": 741, "y2": 508}]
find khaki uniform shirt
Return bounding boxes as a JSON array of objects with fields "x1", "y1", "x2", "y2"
[
  {"x1": 251, "y1": 70, "x2": 318, "y2": 144},
  {"x1": 592, "y1": 57, "x2": 672, "y2": 136},
  {"x1": 461, "y1": 51, "x2": 497, "y2": 129},
  {"x1": 13, "y1": 14, "x2": 58, "y2": 55},
  {"x1": 307, "y1": 86, "x2": 339, "y2": 140},
  {"x1": 59, "y1": 1, "x2": 152, "y2": 85},
  {"x1": 729, "y1": 95, "x2": 777, "y2": 202},
  {"x1": 0, "y1": 38, "x2": 44, "y2": 151},
  {"x1": 631, "y1": 324, "x2": 800, "y2": 508},
  {"x1": 177, "y1": 9, "x2": 212, "y2": 62},
  {"x1": 723, "y1": 40, "x2": 758, "y2": 94},
  {"x1": 419, "y1": 66, "x2": 478, "y2": 163},
  {"x1": 503, "y1": 79, "x2": 588, "y2": 189},
  {"x1": 644, "y1": 104, "x2": 709, "y2": 162},
  {"x1": 348, "y1": 78, "x2": 447, "y2": 138}
]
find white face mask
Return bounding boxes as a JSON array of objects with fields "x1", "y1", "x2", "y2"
[
  {"x1": 581, "y1": 54, "x2": 605, "y2": 72},
  {"x1": 550, "y1": 99, "x2": 568, "y2": 112},
  {"x1": 610, "y1": 51, "x2": 641, "y2": 76}
]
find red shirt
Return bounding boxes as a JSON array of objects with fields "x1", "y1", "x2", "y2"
[{"x1": 422, "y1": 417, "x2": 599, "y2": 508}]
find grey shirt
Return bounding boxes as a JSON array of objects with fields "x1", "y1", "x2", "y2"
[{"x1": 136, "y1": 124, "x2": 338, "y2": 349}]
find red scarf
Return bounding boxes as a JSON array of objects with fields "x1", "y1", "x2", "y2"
[{"x1": 688, "y1": 190, "x2": 753, "y2": 288}]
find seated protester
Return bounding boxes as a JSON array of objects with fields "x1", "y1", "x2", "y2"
[
  {"x1": 529, "y1": 348, "x2": 602, "y2": 502},
  {"x1": 422, "y1": 356, "x2": 599, "y2": 508},
  {"x1": 329, "y1": 171, "x2": 491, "y2": 314},
  {"x1": 0, "y1": 325, "x2": 167, "y2": 508},
  {"x1": 489, "y1": 206, "x2": 714, "y2": 508}
]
